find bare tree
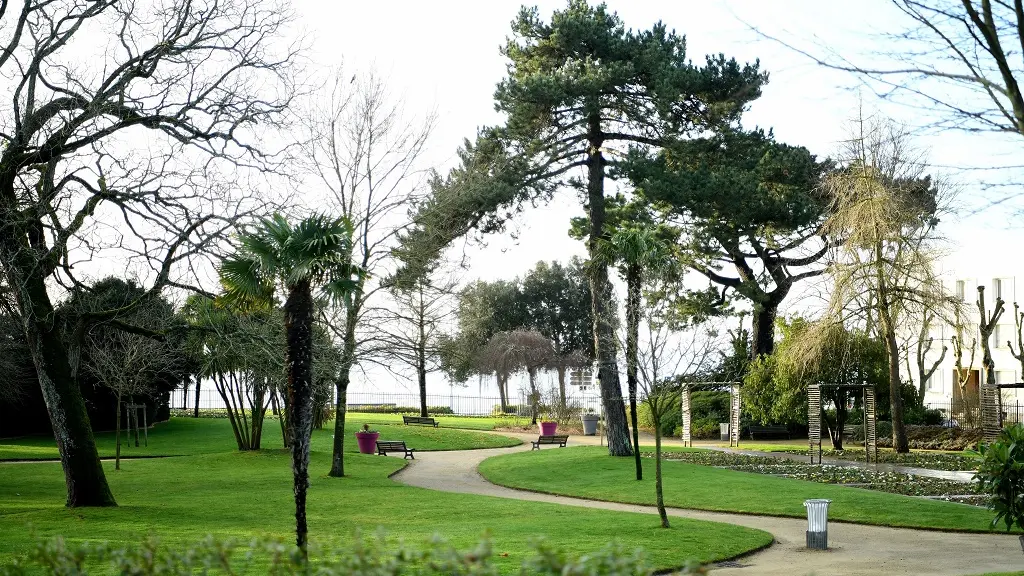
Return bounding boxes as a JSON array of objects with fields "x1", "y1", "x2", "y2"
[
  {"x1": 977, "y1": 285, "x2": 1005, "y2": 431},
  {"x1": 1008, "y1": 302, "x2": 1024, "y2": 377},
  {"x1": 84, "y1": 327, "x2": 172, "y2": 470},
  {"x1": 299, "y1": 69, "x2": 434, "y2": 478},
  {"x1": 913, "y1": 309, "x2": 948, "y2": 404},
  {"x1": 0, "y1": 0, "x2": 298, "y2": 507},
  {"x1": 636, "y1": 314, "x2": 718, "y2": 529},
  {"x1": 376, "y1": 273, "x2": 458, "y2": 417},
  {"x1": 952, "y1": 318, "x2": 979, "y2": 427},
  {"x1": 821, "y1": 113, "x2": 958, "y2": 452}
]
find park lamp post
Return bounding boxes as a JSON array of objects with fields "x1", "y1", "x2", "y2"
[{"x1": 804, "y1": 499, "x2": 831, "y2": 550}]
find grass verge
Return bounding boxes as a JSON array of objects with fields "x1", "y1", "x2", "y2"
[
  {"x1": 478, "y1": 446, "x2": 1007, "y2": 533},
  {"x1": 0, "y1": 448, "x2": 770, "y2": 573}
]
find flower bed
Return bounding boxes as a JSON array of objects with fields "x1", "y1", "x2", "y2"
[
  {"x1": 655, "y1": 450, "x2": 983, "y2": 504},
  {"x1": 774, "y1": 448, "x2": 980, "y2": 472}
]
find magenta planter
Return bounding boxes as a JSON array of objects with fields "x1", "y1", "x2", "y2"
[
  {"x1": 539, "y1": 421, "x2": 558, "y2": 435},
  {"x1": 355, "y1": 431, "x2": 379, "y2": 454}
]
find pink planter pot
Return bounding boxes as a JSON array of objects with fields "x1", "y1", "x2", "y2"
[
  {"x1": 355, "y1": 431, "x2": 379, "y2": 454},
  {"x1": 539, "y1": 421, "x2": 558, "y2": 435}
]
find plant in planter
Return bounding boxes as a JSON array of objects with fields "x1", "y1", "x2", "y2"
[
  {"x1": 581, "y1": 408, "x2": 600, "y2": 436},
  {"x1": 973, "y1": 423, "x2": 1024, "y2": 552},
  {"x1": 539, "y1": 410, "x2": 558, "y2": 435},
  {"x1": 354, "y1": 423, "x2": 379, "y2": 455}
]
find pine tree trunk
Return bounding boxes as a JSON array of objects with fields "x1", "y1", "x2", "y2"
[
  {"x1": 556, "y1": 366, "x2": 567, "y2": 411},
  {"x1": 881, "y1": 312, "x2": 909, "y2": 452},
  {"x1": 751, "y1": 304, "x2": 778, "y2": 359},
  {"x1": 417, "y1": 359, "x2": 428, "y2": 418},
  {"x1": 625, "y1": 265, "x2": 642, "y2": 480},
  {"x1": 329, "y1": 301, "x2": 359, "y2": 478},
  {"x1": 585, "y1": 111, "x2": 631, "y2": 457},
  {"x1": 284, "y1": 281, "x2": 314, "y2": 555},
  {"x1": 497, "y1": 372, "x2": 508, "y2": 413}
]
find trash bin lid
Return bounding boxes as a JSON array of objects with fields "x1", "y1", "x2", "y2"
[{"x1": 803, "y1": 499, "x2": 832, "y2": 505}]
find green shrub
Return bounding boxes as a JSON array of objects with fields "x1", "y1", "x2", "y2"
[
  {"x1": 974, "y1": 423, "x2": 1024, "y2": 531},
  {"x1": 904, "y1": 407, "x2": 944, "y2": 426},
  {"x1": 347, "y1": 406, "x2": 455, "y2": 415},
  {"x1": 636, "y1": 391, "x2": 729, "y2": 439},
  {"x1": 636, "y1": 402, "x2": 680, "y2": 437},
  {"x1": 870, "y1": 424, "x2": 981, "y2": 451},
  {"x1": 0, "y1": 533, "x2": 688, "y2": 576}
]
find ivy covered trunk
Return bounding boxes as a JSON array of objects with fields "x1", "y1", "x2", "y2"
[
  {"x1": 5, "y1": 254, "x2": 115, "y2": 507},
  {"x1": 586, "y1": 112, "x2": 632, "y2": 457},
  {"x1": 625, "y1": 263, "x2": 642, "y2": 479},
  {"x1": 284, "y1": 280, "x2": 315, "y2": 554}
]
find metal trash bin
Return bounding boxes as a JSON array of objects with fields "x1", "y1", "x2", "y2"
[
  {"x1": 804, "y1": 499, "x2": 831, "y2": 549},
  {"x1": 719, "y1": 423, "x2": 730, "y2": 441}
]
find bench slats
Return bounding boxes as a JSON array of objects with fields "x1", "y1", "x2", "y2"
[
  {"x1": 531, "y1": 434, "x2": 569, "y2": 450},
  {"x1": 747, "y1": 425, "x2": 790, "y2": 440},
  {"x1": 402, "y1": 415, "x2": 439, "y2": 428},
  {"x1": 376, "y1": 440, "x2": 415, "y2": 459}
]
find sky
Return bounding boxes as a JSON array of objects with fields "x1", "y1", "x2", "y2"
[{"x1": 279, "y1": 0, "x2": 1024, "y2": 398}]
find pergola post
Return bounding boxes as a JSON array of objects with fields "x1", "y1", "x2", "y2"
[
  {"x1": 864, "y1": 386, "x2": 877, "y2": 463},
  {"x1": 680, "y1": 386, "x2": 692, "y2": 447},
  {"x1": 729, "y1": 383, "x2": 741, "y2": 448},
  {"x1": 981, "y1": 380, "x2": 1001, "y2": 444},
  {"x1": 808, "y1": 383, "x2": 822, "y2": 464}
]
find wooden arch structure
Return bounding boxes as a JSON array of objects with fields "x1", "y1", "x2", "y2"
[
  {"x1": 680, "y1": 381, "x2": 742, "y2": 448},
  {"x1": 808, "y1": 382, "x2": 877, "y2": 464}
]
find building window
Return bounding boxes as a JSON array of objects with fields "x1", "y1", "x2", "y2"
[
  {"x1": 956, "y1": 280, "x2": 966, "y2": 301},
  {"x1": 926, "y1": 369, "x2": 940, "y2": 392},
  {"x1": 995, "y1": 325, "x2": 1009, "y2": 349}
]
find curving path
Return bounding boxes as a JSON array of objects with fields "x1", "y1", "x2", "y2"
[{"x1": 392, "y1": 433, "x2": 1023, "y2": 576}]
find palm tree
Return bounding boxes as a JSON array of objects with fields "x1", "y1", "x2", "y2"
[
  {"x1": 219, "y1": 213, "x2": 359, "y2": 556},
  {"x1": 601, "y1": 224, "x2": 673, "y2": 482}
]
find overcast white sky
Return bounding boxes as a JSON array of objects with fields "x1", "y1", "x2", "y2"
[{"x1": 282, "y1": 0, "x2": 1024, "y2": 396}]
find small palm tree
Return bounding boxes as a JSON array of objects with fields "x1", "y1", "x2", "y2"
[
  {"x1": 219, "y1": 213, "x2": 359, "y2": 555},
  {"x1": 601, "y1": 224, "x2": 673, "y2": 481}
]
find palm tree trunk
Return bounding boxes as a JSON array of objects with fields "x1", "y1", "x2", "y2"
[
  {"x1": 284, "y1": 281, "x2": 315, "y2": 555},
  {"x1": 626, "y1": 264, "x2": 642, "y2": 480},
  {"x1": 193, "y1": 374, "x2": 202, "y2": 418}
]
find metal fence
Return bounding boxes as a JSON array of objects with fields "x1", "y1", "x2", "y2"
[
  {"x1": 925, "y1": 400, "x2": 1024, "y2": 428},
  {"x1": 169, "y1": 387, "x2": 606, "y2": 418}
]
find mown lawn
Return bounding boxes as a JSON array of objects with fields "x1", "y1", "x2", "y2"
[
  {"x1": 479, "y1": 446, "x2": 1007, "y2": 532},
  {"x1": 344, "y1": 411, "x2": 529, "y2": 431},
  {"x1": 0, "y1": 417, "x2": 521, "y2": 461},
  {"x1": 0, "y1": 445, "x2": 771, "y2": 572}
]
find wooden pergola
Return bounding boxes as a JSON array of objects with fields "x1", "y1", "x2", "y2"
[
  {"x1": 985, "y1": 382, "x2": 1024, "y2": 443},
  {"x1": 808, "y1": 382, "x2": 877, "y2": 464},
  {"x1": 680, "y1": 381, "x2": 741, "y2": 448}
]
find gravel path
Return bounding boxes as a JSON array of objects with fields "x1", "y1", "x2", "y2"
[{"x1": 391, "y1": 434, "x2": 1023, "y2": 576}]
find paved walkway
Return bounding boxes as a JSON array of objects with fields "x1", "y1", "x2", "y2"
[{"x1": 393, "y1": 434, "x2": 1023, "y2": 576}]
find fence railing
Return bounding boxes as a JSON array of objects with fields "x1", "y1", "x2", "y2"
[
  {"x1": 925, "y1": 400, "x2": 1024, "y2": 429},
  {"x1": 169, "y1": 387, "x2": 606, "y2": 418}
]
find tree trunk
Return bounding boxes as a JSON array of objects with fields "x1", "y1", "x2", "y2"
[
  {"x1": 14, "y1": 271, "x2": 116, "y2": 507},
  {"x1": 585, "y1": 111, "x2": 631, "y2": 457},
  {"x1": 751, "y1": 304, "x2": 778, "y2": 359},
  {"x1": 329, "y1": 302, "x2": 359, "y2": 478},
  {"x1": 556, "y1": 366, "x2": 567, "y2": 411},
  {"x1": 529, "y1": 367, "x2": 539, "y2": 425},
  {"x1": 193, "y1": 374, "x2": 202, "y2": 418},
  {"x1": 653, "y1": 414, "x2": 669, "y2": 528},
  {"x1": 497, "y1": 372, "x2": 508, "y2": 413},
  {"x1": 284, "y1": 281, "x2": 315, "y2": 555},
  {"x1": 625, "y1": 264, "x2": 642, "y2": 480},
  {"x1": 418, "y1": 300, "x2": 429, "y2": 417},
  {"x1": 115, "y1": 395, "x2": 122, "y2": 471},
  {"x1": 881, "y1": 312, "x2": 909, "y2": 452}
]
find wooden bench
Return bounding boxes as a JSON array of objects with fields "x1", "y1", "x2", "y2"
[
  {"x1": 402, "y1": 415, "x2": 439, "y2": 428},
  {"x1": 531, "y1": 435, "x2": 569, "y2": 450},
  {"x1": 842, "y1": 424, "x2": 859, "y2": 440},
  {"x1": 747, "y1": 425, "x2": 791, "y2": 440},
  {"x1": 376, "y1": 440, "x2": 415, "y2": 459}
]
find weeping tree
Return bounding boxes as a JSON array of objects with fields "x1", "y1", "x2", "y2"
[
  {"x1": 219, "y1": 213, "x2": 360, "y2": 556},
  {"x1": 820, "y1": 115, "x2": 956, "y2": 453},
  {"x1": 476, "y1": 330, "x2": 554, "y2": 423},
  {"x1": 395, "y1": 1, "x2": 765, "y2": 456}
]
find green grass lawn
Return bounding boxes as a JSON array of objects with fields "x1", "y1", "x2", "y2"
[
  {"x1": 0, "y1": 417, "x2": 521, "y2": 461},
  {"x1": 479, "y1": 446, "x2": 1006, "y2": 532},
  {"x1": 344, "y1": 412, "x2": 529, "y2": 431},
  {"x1": 0, "y1": 443, "x2": 771, "y2": 572}
]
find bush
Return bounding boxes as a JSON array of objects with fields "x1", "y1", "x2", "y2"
[
  {"x1": 636, "y1": 402, "x2": 680, "y2": 437},
  {"x1": 870, "y1": 424, "x2": 982, "y2": 451},
  {"x1": 904, "y1": 407, "x2": 944, "y2": 426},
  {"x1": 975, "y1": 423, "x2": 1024, "y2": 531},
  {"x1": 0, "y1": 533, "x2": 688, "y2": 576},
  {"x1": 636, "y1": 391, "x2": 729, "y2": 439},
  {"x1": 347, "y1": 405, "x2": 455, "y2": 415}
]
